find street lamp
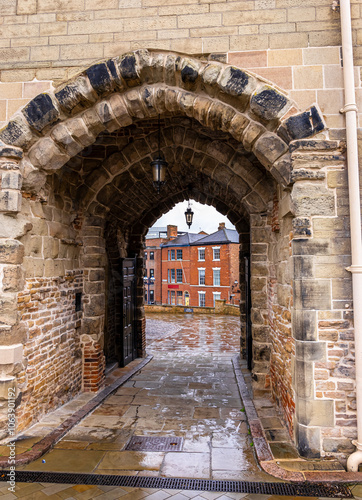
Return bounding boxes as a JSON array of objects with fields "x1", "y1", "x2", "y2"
[
  {"x1": 150, "y1": 115, "x2": 167, "y2": 193},
  {"x1": 184, "y1": 200, "x2": 194, "y2": 229},
  {"x1": 144, "y1": 276, "x2": 155, "y2": 304}
]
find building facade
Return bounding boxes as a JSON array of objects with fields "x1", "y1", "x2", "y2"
[
  {"x1": 161, "y1": 223, "x2": 240, "y2": 308},
  {"x1": 0, "y1": 0, "x2": 361, "y2": 465}
]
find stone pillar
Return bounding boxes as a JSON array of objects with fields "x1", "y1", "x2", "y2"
[
  {"x1": 0, "y1": 144, "x2": 25, "y2": 436},
  {"x1": 290, "y1": 140, "x2": 349, "y2": 458},
  {"x1": 250, "y1": 213, "x2": 272, "y2": 395},
  {"x1": 81, "y1": 215, "x2": 107, "y2": 392}
]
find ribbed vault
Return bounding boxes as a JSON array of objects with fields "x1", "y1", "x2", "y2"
[{"x1": 52, "y1": 117, "x2": 272, "y2": 236}]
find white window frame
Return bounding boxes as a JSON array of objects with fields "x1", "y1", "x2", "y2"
[
  {"x1": 198, "y1": 268, "x2": 205, "y2": 285},
  {"x1": 212, "y1": 246, "x2": 220, "y2": 261},
  {"x1": 198, "y1": 291, "x2": 206, "y2": 307},
  {"x1": 198, "y1": 247, "x2": 205, "y2": 261},
  {"x1": 213, "y1": 268, "x2": 221, "y2": 286}
]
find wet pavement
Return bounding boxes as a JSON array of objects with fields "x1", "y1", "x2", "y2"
[{"x1": 2, "y1": 313, "x2": 360, "y2": 498}]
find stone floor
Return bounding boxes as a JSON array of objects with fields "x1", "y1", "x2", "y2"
[{"x1": 1, "y1": 313, "x2": 360, "y2": 498}]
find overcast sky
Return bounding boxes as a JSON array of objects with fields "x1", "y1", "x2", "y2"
[{"x1": 155, "y1": 201, "x2": 235, "y2": 234}]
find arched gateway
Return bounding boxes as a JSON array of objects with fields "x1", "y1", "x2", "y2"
[{"x1": 0, "y1": 50, "x2": 351, "y2": 459}]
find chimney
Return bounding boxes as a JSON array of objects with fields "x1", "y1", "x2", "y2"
[
  {"x1": 218, "y1": 222, "x2": 226, "y2": 231},
  {"x1": 167, "y1": 225, "x2": 178, "y2": 240}
]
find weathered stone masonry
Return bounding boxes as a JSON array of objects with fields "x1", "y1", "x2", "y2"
[{"x1": 0, "y1": 48, "x2": 357, "y2": 461}]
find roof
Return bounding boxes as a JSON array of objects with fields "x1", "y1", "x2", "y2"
[
  {"x1": 190, "y1": 227, "x2": 239, "y2": 245},
  {"x1": 161, "y1": 232, "x2": 205, "y2": 247}
]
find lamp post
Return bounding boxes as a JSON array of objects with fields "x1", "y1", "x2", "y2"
[{"x1": 144, "y1": 276, "x2": 155, "y2": 304}]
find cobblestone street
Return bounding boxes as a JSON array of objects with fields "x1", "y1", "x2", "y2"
[{"x1": 1, "y1": 314, "x2": 359, "y2": 499}]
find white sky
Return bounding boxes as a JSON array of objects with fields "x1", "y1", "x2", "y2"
[{"x1": 155, "y1": 200, "x2": 235, "y2": 234}]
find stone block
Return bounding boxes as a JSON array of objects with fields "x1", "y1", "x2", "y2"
[
  {"x1": 0, "y1": 240, "x2": 24, "y2": 265},
  {"x1": 22, "y1": 93, "x2": 60, "y2": 133},
  {"x1": 292, "y1": 183, "x2": 335, "y2": 217},
  {"x1": 55, "y1": 75, "x2": 98, "y2": 114},
  {"x1": 292, "y1": 238, "x2": 330, "y2": 256},
  {"x1": 292, "y1": 309, "x2": 317, "y2": 341},
  {"x1": 243, "y1": 122, "x2": 265, "y2": 152},
  {"x1": 86, "y1": 62, "x2": 114, "y2": 95},
  {"x1": 295, "y1": 340, "x2": 326, "y2": 362},
  {"x1": 293, "y1": 279, "x2": 331, "y2": 310},
  {"x1": 323, "y1": 438, "x2": 355, "y2": 454},
  {"x1": 88, "y1": 269, "x2": 105, "y2": 281},
  {"x1": 0, "y1": 114, "x2": 33, "y2": 149},
  {"x1": 0, "y1": 191, "x2": 22, "y2": 213},
  {"x1": 0, "y1": 294, "x2": 18, "y2": 326},
  {"x1": 250, "y1": 85, "x2": 290, "y2": 121},
  {"x1": 278, "y1": 106, "x2": 325, "y2": 141},
  {"x1": 295, "y1": 422, "x2": 321, "y2": 458},
  {"x1": 0, "y1": 377, "x2": 16, "y2": 400},
  {"x1": 1, "y1": 171, "x2": 22, "y2": 190},
  {"x1": 2, "y1": 265, "x2": 24, "y2": 292},
  {"x1": 82, "y1": 317, "x2": 102, "y2": 336},
  {"x1": 28, "y1": 137, "x2": 70, "y2": 171},
  {"x1": 293, "y1": 255, "x2": 313, "y2": 279},
  {"x1": 50, "y1": 123, "x2": 83, "y2": 157},
  {"x1": 84, "y1": 281, "x2": 105, "y2": 294},
  {"x1": 253, "y1": 132, "x2": 288, "y2": 168},
  {"x1": 218, "y1": 66, "x2": 257, "y2": 107},
  {"x1": 294, "y1": 360, "x2": 314, "y2": 399},
  {"x1": 84, "y1": 293, "x2": 105, "y2": 317},
  {"x1": 0, "y1": 344, "x2": 22, "y2": 365},
  {"x1": 118, "y1": 53, "x2": 141, "y2": 87},
  {"x1": 296, "y1": 399, "x2": 334, "y2": 427}
]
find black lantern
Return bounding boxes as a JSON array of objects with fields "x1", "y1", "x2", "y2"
[
  {"x1": 185, "y1": 200, "x2": 194, "y2": 228},
  {"x1": 151, "y1": 115, "x2": 167, "y2": 193}
]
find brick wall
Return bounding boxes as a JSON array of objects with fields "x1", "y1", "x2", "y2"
[{"x1": 16, "y1": 272, "x2": 83, "y2": 431}]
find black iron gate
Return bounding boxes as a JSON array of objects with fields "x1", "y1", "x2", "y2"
[{"x1": 120, "y1": 257, "x2": 137, "y2": 366}]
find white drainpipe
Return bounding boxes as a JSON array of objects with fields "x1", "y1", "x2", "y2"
[{"x1": 339, "y1": 0, "x2": 362, "y2": 472}]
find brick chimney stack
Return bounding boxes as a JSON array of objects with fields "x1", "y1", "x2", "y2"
[
  {"x1": 218, "y1": 222, "x2": 226, "y2": 230},
  {"x1": 167, "y1": 225, "x2": 178, "y2": 240}
]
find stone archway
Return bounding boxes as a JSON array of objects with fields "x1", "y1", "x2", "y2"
[{"x1": 0, "y1": 49, "x2": 349, "y2": 459}]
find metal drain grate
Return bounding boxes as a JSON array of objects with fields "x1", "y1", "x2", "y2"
[
  {"x1": 0, "y1": 471, "x2": 353, "y2": 497},
  {"x1": 126, "y1": 436, "x2": 183, "y2": 452}
]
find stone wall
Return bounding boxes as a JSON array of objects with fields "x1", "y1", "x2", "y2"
[
  {"x1": 0, "y1": 0, "x2": 360, "y2": 89},
  {"x1": 0, "y1": 44, "x2": 358, "y2": 461}
]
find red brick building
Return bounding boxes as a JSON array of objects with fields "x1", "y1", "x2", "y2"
[
  {"x1": 144, "y1": 225, "x2": 179, "y2": 304},
  {"x1": 145, "y1": 223, "x2": 240, "y2": 307}
]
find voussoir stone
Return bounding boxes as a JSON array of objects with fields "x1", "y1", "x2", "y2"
[
  {"x1": 51, "y1": 123, "x2": 83, "y2": 157},
  {"x1": 250, "y1": 85, "x2": 290, "y2": 121},
  {"x1": 218, "y1": 66, "x2": 257, "y2": 109},
  {"x1": 65, "y1": 117, "x2": 95, "y2": 148},
  {"x1": 243, "y1": 121, "x2": 265, "y2": 152},
  {"x1": 86, "y1": 62, "x2": 115, "y2": 95},
  {"x1": 28, "y1": 137, "x2": 70, "y2": 171},
  {"x1": 179, "y1": 58, "x2": 201, "y2": 87},
  {"x1": 118, "y1": 53, "x2": 141, "y2": 87},
  {"x1": 22, "y1": 93, "x2": 60, "y2": 133},
  {"x1": 253, "y1": 132, "x2": 288, "y2": 169},
  {"x1": 0, "y1": 115, "x2": 33, "y2": 150},
  {"x1": 278, "y1": 106, "x2": 326, "y2": 142},
  {"x1": 55, "y1": 76, "x2": 98, "y2": 114}
]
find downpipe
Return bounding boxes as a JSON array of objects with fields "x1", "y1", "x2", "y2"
[{"x1": 339, "y1": 0, "x2": 362, "y2": 472}]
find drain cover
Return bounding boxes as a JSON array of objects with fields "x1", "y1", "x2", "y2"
[
  {"x1": 0, "y1": 471, "x2": 353, "y2": 497},
  {"x1": 126, "y1": 436, "x2": 183, "y2": 451}
]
